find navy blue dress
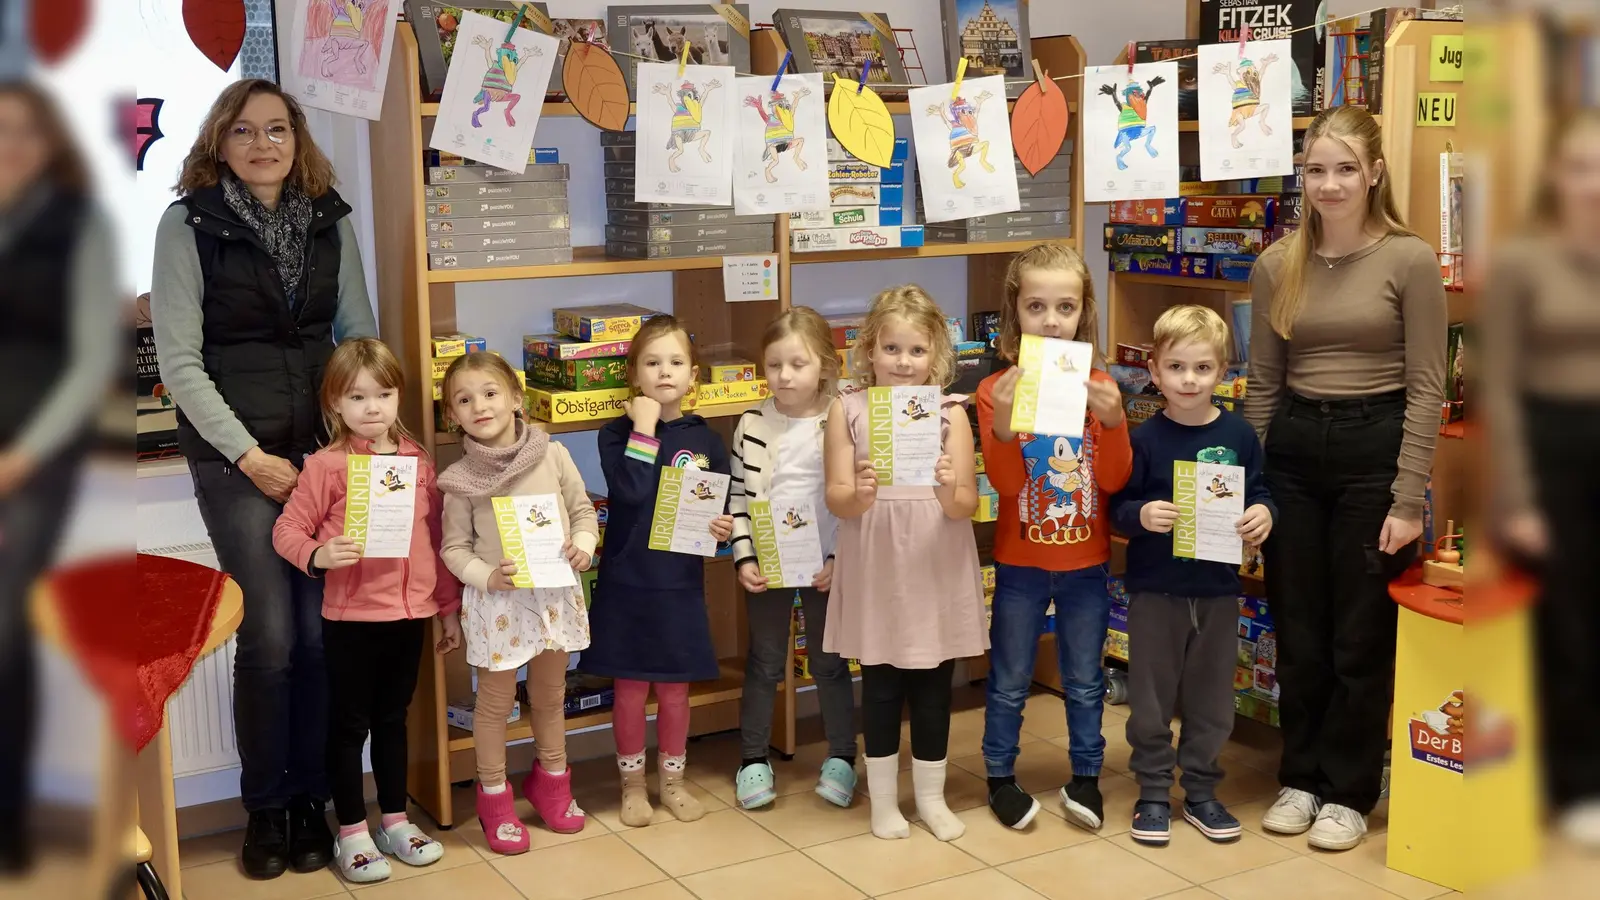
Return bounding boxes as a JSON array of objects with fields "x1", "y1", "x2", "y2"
[{"x1": 581, "y1": 413, "x2": 731, "y2": 683}]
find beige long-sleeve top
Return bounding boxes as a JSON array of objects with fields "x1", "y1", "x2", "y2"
[
  {"x1": 1243, "y1": 233, "x2": 1449, "y2": 521},
  {"x1": 1482, "y1": 237, "x2": 1600, "y2": 516},
  {"x1": 439, "y1": 440, "x2": 599, "y2": 592}
]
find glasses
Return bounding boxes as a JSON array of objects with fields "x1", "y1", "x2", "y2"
[{"x1": 226, "y1": 123, "x2": 293, "y2": 147}]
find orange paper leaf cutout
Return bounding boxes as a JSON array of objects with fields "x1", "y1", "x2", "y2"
[
  {"x1": 565, "y1": 43, "x2": 630, "y2": 132},
  {"x1": 1011, "y1": 77, "x2": 1069, "y2": 177}
]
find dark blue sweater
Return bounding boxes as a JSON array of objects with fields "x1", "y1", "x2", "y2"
[
  {"x1": 1110, "y1": 409, "x2": 1275, "y2": 597},
  {"x1": 595, "y1": 413, "x2": 732, "y2": 590}
]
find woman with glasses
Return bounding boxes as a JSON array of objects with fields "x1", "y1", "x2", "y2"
[{"x1": 151, "y1": 78, "x2": 376, "y2": 880}]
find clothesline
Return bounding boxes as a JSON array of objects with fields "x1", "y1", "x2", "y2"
[{"x1": 559, "y1": 4, "x2": 1460, "y2": 92}]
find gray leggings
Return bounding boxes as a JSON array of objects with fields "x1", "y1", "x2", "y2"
[{"x1": 739, "y1": 587, "x2": 858, "y2": 761}]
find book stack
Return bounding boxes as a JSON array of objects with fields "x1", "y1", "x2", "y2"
[
  {"x1": 599, "y1": 131, "x2": 776, "y2": 260},
  {"x1": 919, "y1": 140, "x2": 1073, "y2": 243},
  {"x1": 1105, "y1": 194, "x2": 1282, "y2": 283},
  {"x1": 790, "y1": 138, "x2": 924, "y2": 253},
  {"x1": 424, "y1": 149, "x2": 574, "y2": 271},
  {"x1": 136, "y1": 298, "x2": 179, "y2": 462}
]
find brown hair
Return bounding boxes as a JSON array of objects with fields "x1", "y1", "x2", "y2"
[
  {"x1": 319, "y1": 338, "x2": 417, "y2": 450},
  {"x1": 1531, "y1": 108, "x2": 1600, "y2": 224},
  {"x1": 997, "y1": 242, "x2": 1099, "y2": 363},
  {"x1": 440, "y1": 351, "x2": 525, "y2": 431},
  {"x1": 0, "y1": 82, "x2": 88, "y2": 192},
  {"x1": 625, "y1": 314, "x2": 698, "y2": 395},
  {"x1": 852, "y1": 285, "x2": 956, "y2": 388},
  {"x1": 1268, "y1": 106, "x2": 1414, "y2": 339},
  {"x1": 175, "y1": 79, "x2": 337, "y2": 197},
  {"x1": 1152, "y1": 304, "x2": 1230, "y2": 363},
  {"x1": 760, "y1": 306, "x2": 841, "y2": 397}
]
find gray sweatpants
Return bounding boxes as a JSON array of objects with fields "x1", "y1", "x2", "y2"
[
  {"x1": 1125, "y1": 592, "x2": 1239, "y2": 803},
  {"x1": 739, "y1": 587, "x2": 858, "y2": 761}
]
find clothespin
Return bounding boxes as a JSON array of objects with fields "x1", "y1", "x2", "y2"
[
  {"x1": 1031, "y1": 58, "x2": 1049, "y2": 94},
  {"x1": 678, "y1": 39, "x2": 690, "y2": 77},
  {"x1": 858, "y1": 58, "x2": 871, "y2": 93},
  {"x1": 1126, "y1": 41, "x2": 1135, "y2": 75},
  {"x1": 772, "y1": 51, "x2": 792, "y2": 92},
  {"x1": 503, "y1": 3, "x2": 529, "y2": 43},
  {"x1": 1238, "y1": 21, "x2": 1250, "y2": 57},
  {"x1": 952, "y1": 57, "x2": 968, "y2": 98}
]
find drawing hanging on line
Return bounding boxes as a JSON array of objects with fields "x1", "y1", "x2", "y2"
[
  {"x1": 428, "y1": 9, "x2": 558, "y2": 172},
  {"x1": 300, "y1": 0, "x2": 390, "y2": 86},
  {"x1": 654, "y1": 77, "x2": 724, "y2": 172},
  {"x1": 925, "y1": 89, "x2": 996, "y2": 189},
  {"x1": 1098, "y1": 74, "x2": 1166, "y2": 170},
  {"x1": 471, "y1": 32, "x2": 540, "y2": 127},
  {"x1": 1210, "y1": 53, "x2": 1279, "y2": 148},
  {"x1": 743, "y1": 85, "x2": 811, "y2": 182}
]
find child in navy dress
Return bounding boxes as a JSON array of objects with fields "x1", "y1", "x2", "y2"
[{"x1": 584, "y1": 315, "x2": 734, "y2": 827}]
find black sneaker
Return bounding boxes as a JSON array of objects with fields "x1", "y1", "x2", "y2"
[
  {"x1": 240, "y1": 808, "x2": 289, "y2": 880},
  {"x1": 1131, "y1": 800, "x2": 1171, "y2": 846},
  {"x1": 287, "y1": 797, "x2": 334, "y2": 873},
  {"x1": 987, "y1": 778, "x2": 1041, "y2": 830},
  {"x1": 1060, "y1": 776, "x2": 1104, "y2": 831}
]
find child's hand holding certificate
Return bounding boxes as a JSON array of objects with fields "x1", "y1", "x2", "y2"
[
  {"x1": 749, "y1": 499, "x2": 825, "y2": 588},
  {"x1": 491, "y1": 494, "x2": 580, "y2": 589},
  {"x1": 866, "y1": 385, "x2": 942, "y2": 486},
  {"x1": 346, "y1": 455, "x2": 419, "y2": 558},
  {"x1": 1173, "y1": 461, "x2": 1247, "y2": 565},
  {"x1": 1009, "y1": 335, "x2": 1095, "y2": 438},
  {"x1": 649, "y1": 467, "x2": 732, "y2": 557}
]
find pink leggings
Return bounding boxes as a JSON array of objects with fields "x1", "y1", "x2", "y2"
[{"x1": 612, "y1": 680, "x2": 690, "y2": 757}]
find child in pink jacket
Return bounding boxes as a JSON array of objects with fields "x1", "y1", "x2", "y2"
[{"x1": 273, "y1": 339, "x2": 461, "y2": 886}]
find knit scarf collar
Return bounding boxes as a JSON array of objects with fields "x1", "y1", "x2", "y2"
[
  {"x1": 437, "y1": 419, "x2": 550, "y2": 499},
  {"x1": 220, "y1": 173, "x2": 314, "y2": 298}
]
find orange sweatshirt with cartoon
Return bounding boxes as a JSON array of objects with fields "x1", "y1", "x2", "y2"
[{"x1": 976, "y1": 367, "x2": 1134, "y2": 571}]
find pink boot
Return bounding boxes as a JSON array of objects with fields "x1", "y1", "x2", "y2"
[
  {"x1": 523, "y1": 765, "x2": 586, "y2": 834},
  {"x1": 475, "y1": 783, "x2": 531, "y2": 855}
]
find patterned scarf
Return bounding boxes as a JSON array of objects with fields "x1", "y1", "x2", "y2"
[
  {"x1": 220, "y1": 173, "x2": 315, "y2": 299},
  {"x1": 437, "y1": 419, "x2": 551, "y2": 499}
]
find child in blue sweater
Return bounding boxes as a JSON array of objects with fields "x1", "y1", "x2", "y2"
[{"x1": 1110, "y1": 305, "x2": 1276, "y2": 848}]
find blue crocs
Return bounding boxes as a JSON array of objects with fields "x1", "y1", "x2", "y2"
[
  {"x1": 815, "y1": 757, "x2": 857, "y2": 808},
  {"x1": 1130, "y1": 800, "x2": 1171, "y2": 847},
  {"x1": 1183, "y1": 798, "x2": 1243, "y2": 843},
  {"x1": 736, "y1": 762, "x2": 776, "y2": 810}
]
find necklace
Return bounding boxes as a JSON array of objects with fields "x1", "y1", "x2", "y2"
[{"x1": 1318, "y1": 251, "x2": 1352, "y2": 269}]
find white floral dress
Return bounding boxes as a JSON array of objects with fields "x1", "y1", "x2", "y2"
[{"x1": 462, "y1": 583, "x2": 590, "y2": 671}]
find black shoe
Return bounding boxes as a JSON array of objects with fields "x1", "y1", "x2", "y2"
[
  {"x1": 240, "y1": 808, "x2": 289, "y2": 880},
  {"x1": 287, "y1": 797, "x2": 334, "y2": 873},
  {"x1": 1060, "y1": 776, "x2": 1104, "y2": 831},
  {"x1": 987, "y1": 777, "x2": 1040, "y2": 830}
]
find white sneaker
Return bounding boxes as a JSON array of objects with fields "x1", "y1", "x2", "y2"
[
  {"x1": 1260, "y1": 787, "x2": 1322, "y2": 835},
  {"x1": 1557, "y1": 800, "x2": 1600, "y2": 849},
  {"x1": 1307, "y1": 803, "x2": 1368, "y2": 851}
]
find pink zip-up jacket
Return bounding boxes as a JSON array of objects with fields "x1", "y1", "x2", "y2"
[{"x1": 273, "y1": 434, "x2": 461, "y2": 621}]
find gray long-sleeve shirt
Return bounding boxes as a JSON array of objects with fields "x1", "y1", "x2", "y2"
[{"x1": 150, "y1": 203, "x2": 378, "y2": 463}]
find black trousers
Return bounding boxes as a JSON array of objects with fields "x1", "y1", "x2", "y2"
[
  {"x1": 861, "y1": 660, "x2": 955, "y2": 761},
  {"x1": 324, "y1": 617, "x2": 426, "y2": 826},
  {"x1": 189, "y1": 459, "x2": 329, "y2": 811},
  {"x1": 1263, "y1": 391, "x2": 1415, "y2": 815},
  {"x1": 1526, "y1": 397, "x2": 1600, "y2": 807}
]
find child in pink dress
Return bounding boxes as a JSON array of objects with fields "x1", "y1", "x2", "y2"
[{"x1": 823, "y1": 285, "x2": 989, "y2": 842}]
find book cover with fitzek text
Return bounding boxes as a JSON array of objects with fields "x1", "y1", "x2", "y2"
[{"x1": 1198, "y1": 0, "x2": 1324, "y2": 118}]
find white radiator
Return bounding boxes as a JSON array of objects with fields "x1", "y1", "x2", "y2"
[{"x1": 149, "y1": 542, "x2": 241, "y2": 777}]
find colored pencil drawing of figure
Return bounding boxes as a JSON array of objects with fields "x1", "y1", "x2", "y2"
[
  {"x1": 301, "y1": 0, "x2": 389, "y2": 87},
  {"x1": 654, "y1": 78, "x2": 723, "y2": 173},
  {"x1": 1098, "y1": 75, "x2": 1166, "y2": 170},
  {"x1": 470, "y1": 35, "x2": 536, "y2": 128},
  {"x1": 1211, "y1": 54, "x2": 1278, "y2": 148},
  {"x1": 924, "y1": 90, "x2": 995, "y2": 189},
  {"x1": 743, "y1": 86, "x2": 811, "y2": 182}
]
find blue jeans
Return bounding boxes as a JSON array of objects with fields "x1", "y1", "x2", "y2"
[{"x1": 982, "y1": 562, "x2": 1112, "y2": 779}]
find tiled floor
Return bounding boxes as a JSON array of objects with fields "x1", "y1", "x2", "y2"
[{"x1": 175, "y1": 690, "x2": 1462, "y2": 900}]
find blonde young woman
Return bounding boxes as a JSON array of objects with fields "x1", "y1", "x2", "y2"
[{"x1": 1243, "y1": 106, "x2": 1447, "y2": 852}]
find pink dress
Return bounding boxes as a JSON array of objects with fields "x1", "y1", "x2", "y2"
[{"x1": 824, "y1": 388, "x2": 989, "y2": 669}]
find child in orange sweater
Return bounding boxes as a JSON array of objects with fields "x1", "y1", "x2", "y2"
[{"x1": 974, "y1": 244, "x2": 1133, "y2": 832}]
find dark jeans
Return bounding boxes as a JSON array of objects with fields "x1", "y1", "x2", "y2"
[
  {"x1": 324, "y1": 618, "x2": 426, "y2": 826},
  {"x1": 1263, "y1": 391, "x2": 1415, "y2": 815},
  {"x1": 189, "y1": 459, "x2": 328, "y2": 812},
  {"x1": 1526, "y1": 397, "x2": 1600, "y2": 806},
  {"x1": 861, "y1": 660, "x2": 955, "y2": 761},
  {"x1": 739, "y1": 587, "x2": 857, "y2": 761},
  {"x1": 0, "y1": 456, "x2": 82, "y2": 853}
]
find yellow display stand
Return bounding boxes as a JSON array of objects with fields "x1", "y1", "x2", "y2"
[{"x1": 1387, "y1": 568, "x2": 1539, "y2": 891}]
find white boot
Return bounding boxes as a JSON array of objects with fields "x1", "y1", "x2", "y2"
[
  {"x1": 865, "y1": 754, "x2": 910, "y2": 839},
  {"x1": 912, "y1": 758, "x2": 965, "y2": 841}
]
